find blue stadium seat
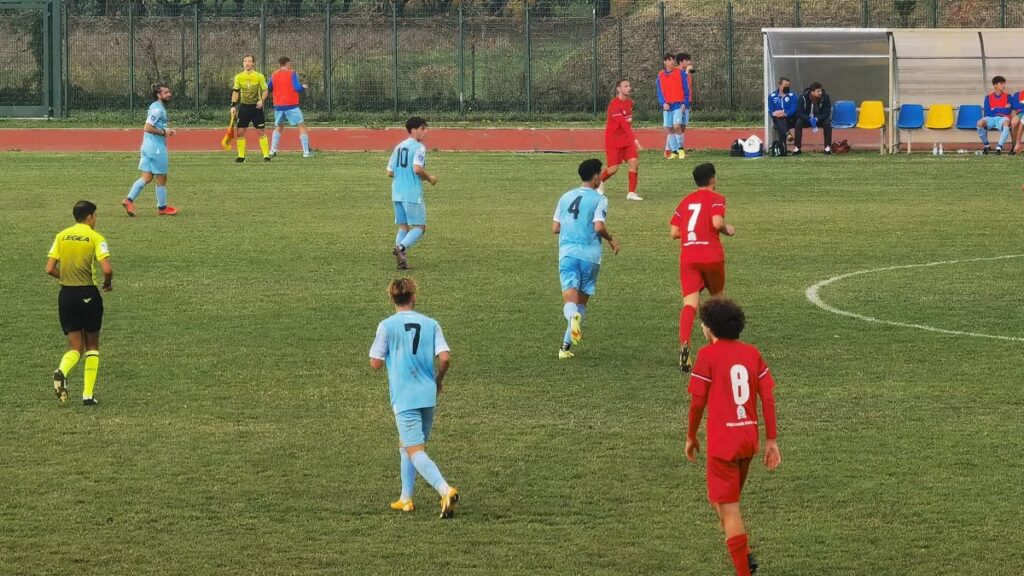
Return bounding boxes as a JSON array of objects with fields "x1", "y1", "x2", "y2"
[
  {"x1": 897, "y1": 104, "x2": 925, "y2": 153},
  {"x1": 897, "y1": 104, "x2": 925, "y2": 129},
  {"x1": 832, "y1": 100, "x2": 857, "y2": 129},
  {"x1": 955, "y1": 105, "x2": 983, "y2": 130}
]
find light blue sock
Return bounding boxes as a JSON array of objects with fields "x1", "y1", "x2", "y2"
[
  {"x1": 300, "y1": 133, "x2": 310, "y2": 154},
  {"x1": 395, "y1": 228, "x2": 408, "y2": 247},
  {"x1": 410, "y1": 451, "x2": 450, "y2": 496},
  {"x1": 678, "y1": 132, "x2": 686, "y2": 150},
  {"x1": 127, "y1": 178, "x2": 146, "y2": 201},
  {"x1": 399, "y1": 449, "x2": 415, "y2": 500},
  {"x1": 978, "y1": 126, "x2": 989, "y2": 145},
  {"x1": 577, "y1": 304, "x2": 587, "y2": 321},
  {"x1": 401, "y1": 227, "x2": 423, "y2": 251},
  {"x1": 155, "y1": 186, "x2": 167, "y2": 208},
  {"x1": 999, "y1": 125, "x2": 1010, "y2": 147},
  {"x1": 271, "y1": 130, "x2": 281, "y2": 153},
  {"x1": 665, "y1": 134, "x2": 673, "y2": 151}
]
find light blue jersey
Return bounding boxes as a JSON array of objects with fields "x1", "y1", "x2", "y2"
[
  {"x1": 369, "y1": 310, "x2": 450, "y2": 414},
  {"x1": 553, "y1": 186, "x2": 608, "y2": 265},
  {"x1": 388, "y1": 137, "x2": 427, "y2": 203},
  {"x1": 141, "y1": 100, "x2": 167, "y2": 154}
]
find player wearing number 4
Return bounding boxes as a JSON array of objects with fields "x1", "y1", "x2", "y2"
[
  {"x1": 671, "y1": 163, "x2": 734, "y2": 372},
  {"x1": 369, "y1": 278, "x2": 459, "y2": 519},
  {"x1": 685, "y1": 297, "x2": 780, "y2": 576},
  {"x1": 553, "y1": 159, "x2": 621, "y2": 359},
  {"x1": 387, "y1": 117, "x2": 437, "y2": 270}
]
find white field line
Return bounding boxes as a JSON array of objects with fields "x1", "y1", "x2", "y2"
[{"x1": 805, "y1": 254, "x2": 1024, "y2": 343}]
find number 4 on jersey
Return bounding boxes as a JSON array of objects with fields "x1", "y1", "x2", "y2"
[{"x1": 568, "y1": 195, "x2": 583, "y2": 220}]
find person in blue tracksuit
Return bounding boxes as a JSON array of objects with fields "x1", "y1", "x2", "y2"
[{"x1": 767, "y1": 77, "x2": 798, "y2": 156}]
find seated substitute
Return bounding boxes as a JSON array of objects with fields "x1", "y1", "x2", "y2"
[
  {"x1": 793, "y1": 82, "x2": 832, "y2": 156},
  {"x1": 979, "y1": 75, "x2": 1012, "y2": 155},
  {"x1": 767, "y1": 77, "x2": 798, "y2": 156}
]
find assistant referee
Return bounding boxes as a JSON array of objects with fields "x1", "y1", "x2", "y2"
[
  {"x1": 46, "y1": 200, "x2": 113, "y2": 406},
  {"x1": 231, "y1": 54, "x2": 271, "y2": 163}
]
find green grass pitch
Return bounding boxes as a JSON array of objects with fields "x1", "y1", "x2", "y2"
[{"x1": 1, "y1": 150, "x2": 1022, "y2": 575}]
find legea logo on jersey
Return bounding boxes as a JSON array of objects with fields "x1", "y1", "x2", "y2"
[{"x1": 63, "y1": 235, "x2": 91, "y2": 242}]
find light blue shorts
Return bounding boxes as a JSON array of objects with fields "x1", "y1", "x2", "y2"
[
  {"x1": 138, "y1": 148, "x2": 168, "y2": 175},
  {"x1": 274, "y1": 108, "x2": 304, "y2": 127},
  {"x1": 559, "y1": 256, "x2": 601, "y2": 295},
  {"x1": 663, "y1": 107, "x2": 690, "y2": 127},
  {"x1": 394, "y1": 201, "x2": 427, "y2": 226},
  {"x1": 983, "y1": 116, "x2": 1009, "y2": 131},
  {"x1": 395, "y1": 407, "x2": 434, "y2": 448}
]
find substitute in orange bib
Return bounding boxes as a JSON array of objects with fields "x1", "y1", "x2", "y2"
[
  {"x1": 978, "y1": 75, "x2": 1012, "y2": 154},
  {"x1": 268, "y1": 56, "x2": 312, "y2": 158}
]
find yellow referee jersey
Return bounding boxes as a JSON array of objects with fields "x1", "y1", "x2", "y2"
[
  {"x1": 47, "y1": 223, "x2": 110, "y2": 286},
  {"x1": 232, "y1": 70, "x2": 268, "y2": 105}
]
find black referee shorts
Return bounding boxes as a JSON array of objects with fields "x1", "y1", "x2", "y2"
[
  {"x1": 58, "y1": 285, "x2": 103, "y2": 335},
  {"x1": 236, "y1": 104, "x2": 266, "y2": 129}
]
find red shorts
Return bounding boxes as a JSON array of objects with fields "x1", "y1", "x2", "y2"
[
  {"x1": 706, "y1": 456, "x2": 752, "y2": 503},
  {"x1": 606, "y1": 143, "x2": 638, "y2": 166},
  {"x1": 680, "y1": 261, "x2": 726, "y2": 296}
]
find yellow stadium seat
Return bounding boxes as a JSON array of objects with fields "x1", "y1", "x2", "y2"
[
  {"x1": 925, "y1": 104, "x2": 954, "y2": 129},
  {"x1": 856, "y1": 101, "x2": 886, "y2": 130}
]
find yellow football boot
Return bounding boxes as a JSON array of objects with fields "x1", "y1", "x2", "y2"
[
  {"x1": 390, "y1": 499, "x2": 414, "y2": 512},
  {"x1": 440, "y1": 487, "x2": 460, "y2": 519},
  {"x1": 570, "y1": 313, "x2": 582, "y2": 345}
]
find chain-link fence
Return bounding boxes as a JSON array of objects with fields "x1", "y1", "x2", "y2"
[{"x1": 40, "y1": 0, "x2": 1024, "y2": 120}]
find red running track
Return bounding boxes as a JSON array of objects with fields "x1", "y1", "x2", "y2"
[{"x1": 0, "y1": 126, "x2": 887, "y2": 153}]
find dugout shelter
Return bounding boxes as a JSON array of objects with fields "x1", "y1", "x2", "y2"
[{"x1": 763, "y1": 28, "x2": 1024, "y2": 152}]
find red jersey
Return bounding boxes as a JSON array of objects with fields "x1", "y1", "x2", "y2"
[
  {"x1": 605, "y1": 97, "x2": 635, "y2": 148},
  {"x1": 688, "y1": 340, "x2": 777, "y2": 461},
  {"x1": 670, "y1": 188, "x2": 726, "y2": 264}
]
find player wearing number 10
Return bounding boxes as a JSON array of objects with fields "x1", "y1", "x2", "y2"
[
  {"x1": 387, "y1": 117, "x2": 437, "y2": 270},
  {"x1": 369, "y1": 278, "x2": 460, "y2": 518},
  {"x1": 552, "y1": 159, "x2": 620, "y2": 359},
  {"x1": 670, "y1": 163, "x2": 735, "y2": 372},
  {"x1": 685, "y1": 298, "x2": 780, "y2": 576}
]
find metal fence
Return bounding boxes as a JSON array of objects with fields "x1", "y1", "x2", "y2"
[{"x1": 12, "y1": 0, "x2": 1024, "y2": 120}]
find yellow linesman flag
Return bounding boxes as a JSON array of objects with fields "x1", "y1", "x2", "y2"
[{"x1": 221, "y1": 107, "x2": 237, "y2": 151}]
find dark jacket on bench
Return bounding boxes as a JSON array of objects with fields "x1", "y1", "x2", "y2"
[{"x1": 797, "y1": 88, "x2": 832, "y2": 124}]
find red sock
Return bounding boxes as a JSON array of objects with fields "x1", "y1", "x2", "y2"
[
  {"x1": 600, "y1": 169, "x2": 611, "y2": 182},
  {"x1": 628, "y1": 170, "x2": 638, "y2": 193},
  {"x1": 679, "y1": 304, "x2": 697, "y2": 346},
  {"x1": 726, "y1": 534, "x2": 751, "y2": 576}
]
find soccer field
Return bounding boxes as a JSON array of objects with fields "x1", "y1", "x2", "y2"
[{"x1": 2, "y1": 150, "x2": 1022, "y2": 575}]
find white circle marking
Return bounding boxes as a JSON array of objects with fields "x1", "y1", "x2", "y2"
[{"x1": 806, "y1": 254, "x2": 1024, "y2": 343}]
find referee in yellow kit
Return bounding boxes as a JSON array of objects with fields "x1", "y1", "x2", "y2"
[
  {"x1": 46, "y1": 201, "x2": 113, "y2": 406},
  {"x1": 231, "y1": 54, "x2": 271, "y2": 162}
]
